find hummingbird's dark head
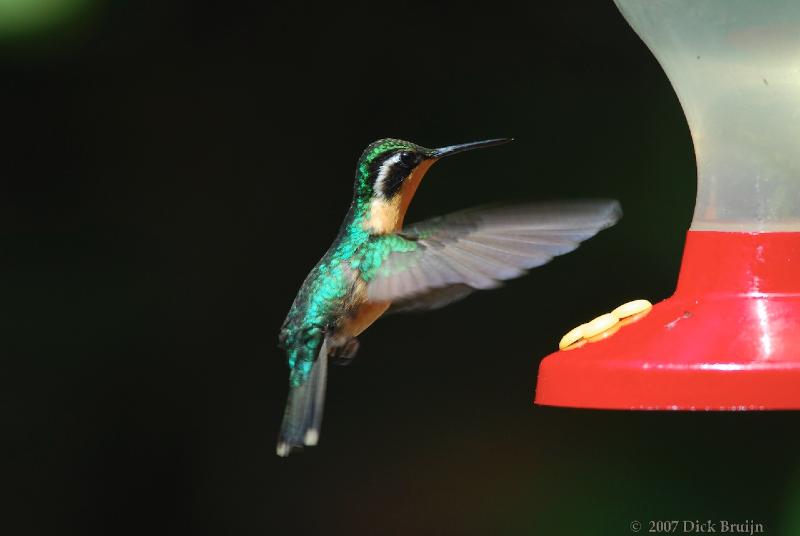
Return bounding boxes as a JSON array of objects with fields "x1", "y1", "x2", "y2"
[
  {"x1": 355, "y1": 137, "x2": 513, "y2": 200},
  {"x1": 354, "y1": 137, "x2": 512, "y2": 234},
  {"x1": 355, "y1": 138, "x2": 430, "y2": 201}
]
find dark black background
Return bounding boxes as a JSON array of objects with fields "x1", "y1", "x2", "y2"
[{"x1": 4, "y1": 1, "x2": 800, "y2": 534}]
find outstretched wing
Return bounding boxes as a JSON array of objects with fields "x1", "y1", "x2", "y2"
[{"x1": 365, "y1": 200, "x2": 621, "y2": 312}]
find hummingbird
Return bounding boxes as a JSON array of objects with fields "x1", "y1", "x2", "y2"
[{"x1": 277, "y1": 137, "x2": 621, "y2": 457}]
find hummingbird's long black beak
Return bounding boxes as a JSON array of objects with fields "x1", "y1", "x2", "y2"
[{"x1": 430, "y1": 138, "x2": 513, "y2": 159}]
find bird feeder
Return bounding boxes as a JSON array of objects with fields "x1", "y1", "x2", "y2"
[{"x1": 535, "y1": 0, "x2": 800, "y2": 409}]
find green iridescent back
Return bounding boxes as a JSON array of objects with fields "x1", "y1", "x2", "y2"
[{"x1": 279, "y1": 139, "x2": 427, "y2": 386}]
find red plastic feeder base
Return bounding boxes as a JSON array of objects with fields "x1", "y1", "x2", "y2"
[{"x1": 534, "y1": 231, "x2": 800, "y2": 410}]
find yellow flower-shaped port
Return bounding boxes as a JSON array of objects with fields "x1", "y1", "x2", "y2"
[
  {"x1": 558, "y1": 299, "x2": 652, "y2": 350},
  {"x1": 612, "y1": 299, "x2": 652, "y2": 319}
]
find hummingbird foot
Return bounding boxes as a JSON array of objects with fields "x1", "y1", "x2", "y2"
[{"x1": 329, "y1": 338, "x2": 360, "y2": 366}]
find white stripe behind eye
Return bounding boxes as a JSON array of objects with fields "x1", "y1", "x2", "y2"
[{"x1": 374, "y1": 153, "x2": 403, "y2": 197}]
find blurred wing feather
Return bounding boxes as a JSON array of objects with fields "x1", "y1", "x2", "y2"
[{"x1": 369, "y1": 200, "x2": 621, "y2": 312}]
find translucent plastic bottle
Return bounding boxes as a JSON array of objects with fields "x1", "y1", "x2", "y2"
[{"x1": 615, "y1": 0, "x2": 800, "y2": 231}]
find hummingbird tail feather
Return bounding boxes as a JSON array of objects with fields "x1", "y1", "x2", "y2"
[{"x1": 276, "y1": 338, "x2": 329, "y2": 457}]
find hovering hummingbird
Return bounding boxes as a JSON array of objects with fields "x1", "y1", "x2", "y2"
[{"x1": 277, "y1": 138, "x2": 620, "y2": 456}]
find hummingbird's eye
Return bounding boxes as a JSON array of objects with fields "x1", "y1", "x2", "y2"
[{"x1": 398, "y1": 151, "x2": 418, "y2": 169}]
